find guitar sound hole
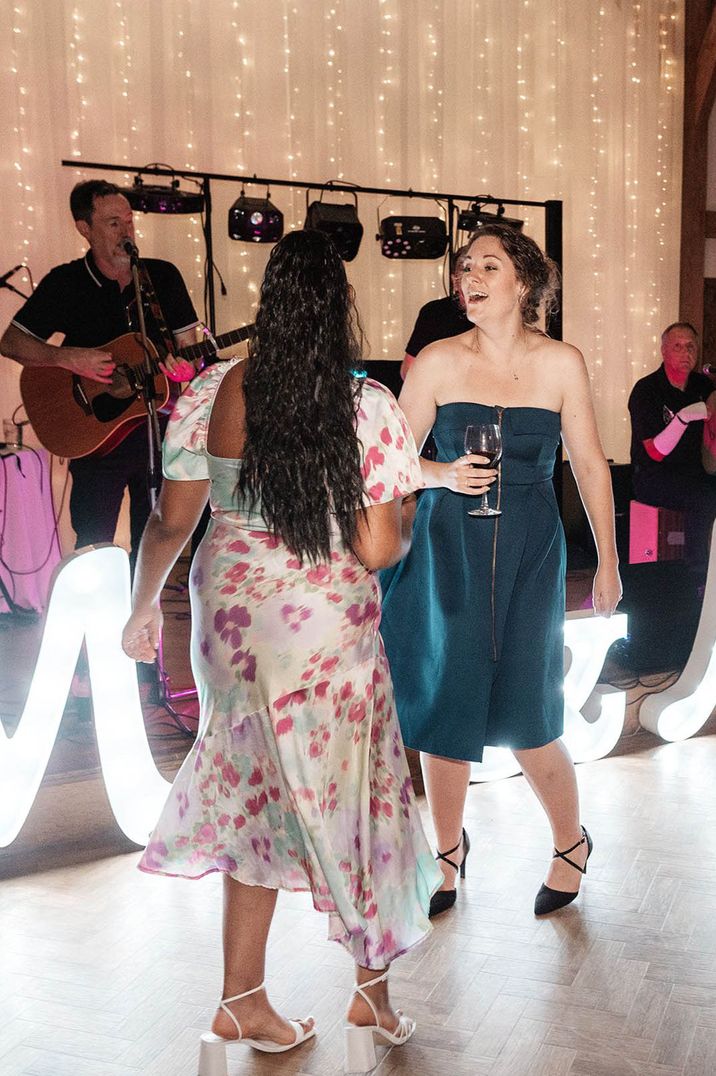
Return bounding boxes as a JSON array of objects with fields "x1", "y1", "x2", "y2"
[{"x1": 92, "y1": 394, "x2": 138, "y2": 423}]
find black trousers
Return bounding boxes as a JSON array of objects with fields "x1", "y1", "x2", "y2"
[
  {"x1": 68, "y1": 421, "x2": 164, "y2": 570},
  {"x1": 633, "y1": 469, "x2": 716, "y2": 568}
]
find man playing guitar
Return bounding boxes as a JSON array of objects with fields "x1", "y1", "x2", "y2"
[{"x1": 0, "y1": 179, "x2": 201, "y2": 568}]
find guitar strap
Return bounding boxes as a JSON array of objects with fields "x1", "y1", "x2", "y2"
[
  {"x1": 135, "y1": 264, "x2": 185, "y2": 413},
  {"x1": 136, "y1": 263, "x2": 176, "y2": 362}
]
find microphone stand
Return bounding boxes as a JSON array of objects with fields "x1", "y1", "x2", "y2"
[
  {"x1": 0, "y1": 265, "x2": 31, "y2": 300},
  {"x1": 127, "y1": 242, "x2": 196, "y2": 736},
  {"x1": 127, "y1": 246, "x2": 162, "y2": 510},
  {"x1": 0, "y1": 280, "x2": 30, "y2": 300}
]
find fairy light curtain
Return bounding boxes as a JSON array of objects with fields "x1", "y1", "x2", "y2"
[{"x1": 0, "y1": 0, "x2": 683, "y2": 463}]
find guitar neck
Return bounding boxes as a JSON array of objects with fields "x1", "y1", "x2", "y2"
[{"x1": 179, "y1": 325, "x2": 254, "y2": 364}]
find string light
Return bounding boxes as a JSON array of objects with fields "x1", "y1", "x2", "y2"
[
  {"x1": 8, "y1": 3, "x2": 34, "y2": 260},
  {"x1": 0, "y1": 0, "x2": 684, "y2": 464}
]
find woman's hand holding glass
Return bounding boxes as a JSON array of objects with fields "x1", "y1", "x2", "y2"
[
  {"x1": 464, "y1": 423, "x2": 502, "y2": 517},
  {"x1": 439, "y1": 453, "x2": 497, "y2": 496}
]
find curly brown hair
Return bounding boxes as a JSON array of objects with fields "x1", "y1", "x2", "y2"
[
  {"x1": 466, "y1": 223, "x2": 560, "y2": 326},
  {"x1": 239, "y1": 230, "x2": 365, "y2": 565}
]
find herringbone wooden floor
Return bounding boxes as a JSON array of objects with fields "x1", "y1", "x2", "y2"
[{"x1": 2, "y1": 735, "x2": 716, "y2": 1075}]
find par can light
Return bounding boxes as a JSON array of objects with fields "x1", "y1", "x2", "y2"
[
  {"x1": 123, "y1": 177, "x2": 205, "y2": 215},
  {"x1": 304, "y1": 191, "x2": 363, "y2": 261},
  {"x1": 378, "y1": 216, "x2": 448, "y2": 259},
  {"x1": 458, "y1": 206, "x2": 524, "y2": 233},
  {"x1": 228, "y1": 194, "x2": 284, "y2": 243}
]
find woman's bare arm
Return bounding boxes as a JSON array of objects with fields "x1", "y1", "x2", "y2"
[
  {"x1": 352, "y1": 496, "x2": 416, "y2": 570},
  {"x1": 558, "y1": 344, "x2": 621, "y2": 616},
  {"x1": 122, "y1": 477, "x2": 209, "y2": 660},
  {"x1": 398, "y1": 346, "x2": 496, "y2": 496}
]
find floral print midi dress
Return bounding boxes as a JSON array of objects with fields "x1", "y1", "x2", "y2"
[{"x1": 139, "y1": 361, "x2": 441, "y2": 968}]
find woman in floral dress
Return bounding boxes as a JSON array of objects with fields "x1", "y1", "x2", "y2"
[{"x1": 122, "y1": 230, "x2": 440, "y2": 1073}]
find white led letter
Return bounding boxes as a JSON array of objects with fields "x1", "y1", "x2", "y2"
[
  {"x1": 640, "y1": 523, "x2": 716, "y2": 741},
  {"x1": 0, "y1": 546, "x2": 170, "y2": 847},
  {"x1": 562, "y1": 611, "x2": 628, "y2": 762},
  {"x1": 471, "y1": 610, "x2": 628, "y2": 781}
]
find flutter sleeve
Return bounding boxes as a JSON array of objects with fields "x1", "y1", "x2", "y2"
[
  {"x1": 162, "y1": 363, "x2": 231, "y2": 481},
  {"x1": 356, "y1": 378, "x2": 424, "y2": 505}
]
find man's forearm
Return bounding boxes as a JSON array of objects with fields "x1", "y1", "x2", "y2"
[
  {"x1": 0, "y1": 324, "x2": 62, "y2": 368},
  {"x1": 0, "y1": 323, "x2": 115, "y2": 383}
]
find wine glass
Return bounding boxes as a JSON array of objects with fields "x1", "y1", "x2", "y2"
[{"x1": 464, "y1": 423, "x2": 502, "y2": 517}]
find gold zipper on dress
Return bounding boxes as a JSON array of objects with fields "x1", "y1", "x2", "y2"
[{"x1": 490, "y1": 407, "x2": 504, "y2": 662}]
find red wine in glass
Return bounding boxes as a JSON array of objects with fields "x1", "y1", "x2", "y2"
[{"x1": 464, "y1": 423, "x2": 502, "y2": 517}]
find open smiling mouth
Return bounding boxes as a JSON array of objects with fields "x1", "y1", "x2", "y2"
[{"x1": 467, "y1": 290, "x2": 488, "y2": 303}]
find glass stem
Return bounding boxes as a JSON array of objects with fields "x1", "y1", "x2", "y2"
[{"x1": 481, "y1": 490, "x2": 489, "y2": 512}]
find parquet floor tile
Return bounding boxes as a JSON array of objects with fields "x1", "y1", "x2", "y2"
[{"x1": 3, "y1": 737, "x2": 716, "y2": 1074}]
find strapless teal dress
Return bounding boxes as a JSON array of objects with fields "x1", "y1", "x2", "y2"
[{"x1": 380, "y1": 402, "x2": 565, "y2": 763}]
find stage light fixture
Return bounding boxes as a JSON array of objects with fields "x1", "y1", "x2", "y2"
[
  {"x1": 304, "y1": 190, "x2": 363, "y2": 261},
  {"x1": 122, "y1": 170, "x2": 205, "y2": 215},
  {"x1": 228, "y1": 191, "x2": 284, "y2": 243},
  {"x1": 457, "y1": 204, "x2": 524, "y2": 233},
  {"x1": 378, "y1": 216, "x2": 449, "y2": 259}
]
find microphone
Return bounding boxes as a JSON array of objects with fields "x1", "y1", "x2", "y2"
[
  {"x1": 0, "y1": 264, "x2": 23, "y2": 286},
  {"x1": 122, "y1": 239, "x2": 139, "y2": 258}
]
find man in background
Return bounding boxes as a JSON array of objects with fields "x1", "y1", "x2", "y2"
[
  {"x1": 400, "y1": 244, "x2": 471, "y2": 381},
  {"x1": 0, "y1": 179, "x2": 200, "y2": 567},
  {"x1": 628, "y1": 321, "x2": 716, "y2": 567}
]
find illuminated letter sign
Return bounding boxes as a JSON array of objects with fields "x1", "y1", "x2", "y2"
[
  {"x1": 640, "y1": 522, "x2": 716, "y2": 741},
  {"x1": 471, "y1": 610, "x2": 628, "y2": 782},
  {"x1": 0, "y1": 546, "x2": 170, "y2": 847},
  {"x1": 562, "y1": 610, "x2": 628, "y2": 762},
  {"x1": 7, "y1": 538, "x2": 714, "y2": 847}
]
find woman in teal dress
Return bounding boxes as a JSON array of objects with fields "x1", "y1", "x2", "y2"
[{"x1": 381, "y1": 223, "x2": 622, "y2": 917}]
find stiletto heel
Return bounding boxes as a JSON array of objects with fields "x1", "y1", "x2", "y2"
[
  {"x1": 534, "y1": 826, "x2": 593, "y2": 916},
  {"x1": 344, "y1": 969, "x2": 415, "y2": 1074},
  {"x1": 459, "y1": 828, "x2": 470, "y2": 879},
  {"x1": 429, "y1": 827, "x2": 470, "y2": 918},
  {"x1": 198, "y1": 981, "x2": 315, "y2": 1069}
]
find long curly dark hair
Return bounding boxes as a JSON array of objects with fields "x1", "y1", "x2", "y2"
[
  {"x1": 239, "y1": 230, "x2": 365, "y2": 564},
  {"x1": 467, "y1": 223, "x2": 560, "y2": 326}
]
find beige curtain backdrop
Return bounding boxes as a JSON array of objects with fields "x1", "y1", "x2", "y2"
[{"x1": 0, "y1": 0, "x2": 683, "y2": 549}]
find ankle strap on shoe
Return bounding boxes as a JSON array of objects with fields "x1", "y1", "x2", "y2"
[
  {"x1": 353, "y1": 969, "x2": 389, "y2": 1026},
  {"x1": 220, "y1": 981, "x2": 265, "y2": 1039},
  {"x1": 435, "y1": 834, "x2": 463, "y2": 873},
  {"x1": 551, "y1": 830, "x2": 587, "y2": 875}
]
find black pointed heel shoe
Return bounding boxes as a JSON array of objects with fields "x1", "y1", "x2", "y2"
[
  {"x1": 534, "y1": 826, "x2": 593, "y2": 916},
  {"x1": 429, "y1": 828, "x2": 470, "y2": 919}
]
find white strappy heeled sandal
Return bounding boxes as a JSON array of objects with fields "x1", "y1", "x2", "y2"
[
  {"x1": 198, "y1": 981, "x2": 315, "y2": 1075},
  {"x1": 344, "y1": 969, "x2": 416, "y2": 1074}
]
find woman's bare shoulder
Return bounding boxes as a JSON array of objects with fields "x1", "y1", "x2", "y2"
[
  {"x1": 529, "y1": 333, "x2": 585, "y2": 373},
  {"x1": 527, "y1": 331, "x2": 580, "y2": 358},
  {"x1": 412, "y1": 331, "x2": 472, "y2": 373}
]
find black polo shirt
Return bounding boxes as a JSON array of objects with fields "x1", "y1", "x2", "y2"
[
  {"x1": 405, "y1": 295, "x2": 470, "y2": 357},
  {"x1": 11, "y1": 251, "x2": 198, "y2": 351},
  {"x1": 628, "y1": 364, "x2": 713, "y2": 482}
]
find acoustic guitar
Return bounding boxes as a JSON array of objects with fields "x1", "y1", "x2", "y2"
[{"x1": 20, "y1": 325, "x2": 253, "y2": 459}]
